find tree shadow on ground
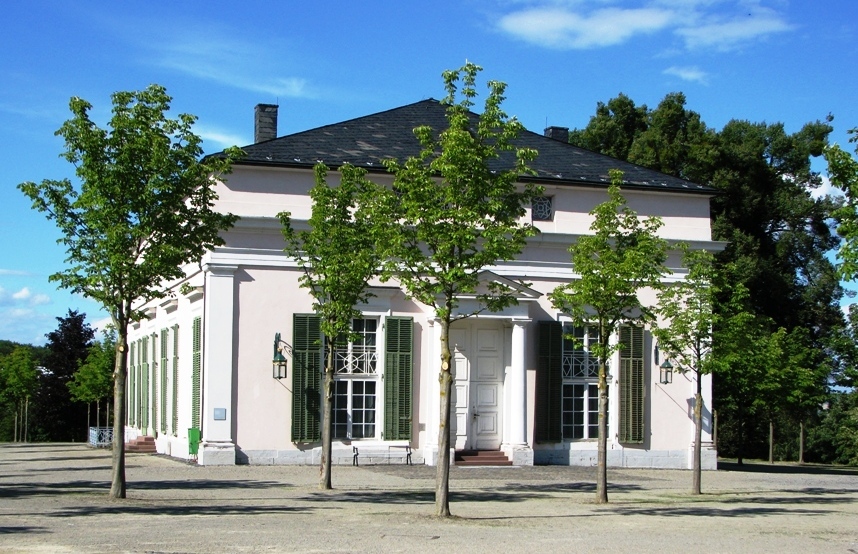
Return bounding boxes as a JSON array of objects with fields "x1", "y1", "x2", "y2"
[
  {"x1": 0, "y1": 454, "x2": 109, "y2": 464},
  {"x1": 718, "y1": 491, "x2": 858, "y2": 505},
  {"x1": 606, "y1": 505, "x2": 833, "y2": 518},
  {"x1": 718, "y1": 461, "x2": 858, "y2": 476},
  {"x1": 0, "y1": 526, "x2": 49, "y2": 535},
  {"x1": 37, "y1": 503, "x2": 314, "y2": 518},
  {"x1": 498, "y1": 482, "x2": 643, "y2": 493},
  {"x1": 0, "y1": 479, "x2": 288, "y2": 499},
  {"x1": 300, "y1": 482, "x2": 641, "y2": 505},
  {"x1": 5, "y1": 465, "x2": 113, "y2": 474},
  {"x1": 303, "y1": 488, "x2": 553, "y2": 505}
]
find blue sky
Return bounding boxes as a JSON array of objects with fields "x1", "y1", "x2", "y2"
[{"x1": 2, "y1": 0, "x2": 856, "y2": 344}]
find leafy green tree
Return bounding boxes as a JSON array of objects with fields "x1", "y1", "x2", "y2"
[
  {"x1": 653, "y1": 246, "x2": 714, "y2": 494},
  {"x1": 68, "y1": 329, "x2": 116, "y2": 430},
  {"x1": 628, "y1": 93, "x2": 719, "y2": 184},
  {"x1": 570, "y1": 92, "x2": 841, "y2": 461},
  {"x1": 806, "y1": 391, "x2": 858, "y2": 466},
  {"x1": 568, "y1": 93, "x2": 648, "y2": 160},
  {"x1": 279, "y1": 163, "x2": 389, "y2": 490},
  {"x1": 825, "y1": 127, "x2": 858, "y2": 280},
  {"x1": 19, "y1": 84, "x2": 240, "y2": 499},
  {"x1": 0, "y1": 347, "x2": 39, "y2": 442},
  {"x1": 382, "y1": 62, "x2": 540, "y2": 516},
  {"x1": 549, "y1": 171, "x2": 668, "y2": 504}
]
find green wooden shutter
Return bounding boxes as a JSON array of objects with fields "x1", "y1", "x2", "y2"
[
  {"x1": 150, "y1": 333, "x2": 158, "y2": 434},
  {"x1": 136, "y1": 339, "x2": 143, "y2": 427},
  {"x1": 128, "y1": 342, "x2": 136, "y2": 426},
  {"x1": 384, "y1": 317, "x2": 413, "y2": 441},
  {"x1": 619, "y1": 325, "x2": 645, "y2": 443},
  {"x1": 141, "y1": 337, "x2": 149, "y2": 429},
  {"x1": 191, "y1": 317, "x2": 202, "y2": 430},
  {"x1": 160, "y1": 328, "x2": 168, "y2": 434},
  {"x1": 171, "y1": 324, "x2": 179, "y2": 436},
  {"x1": 536, "y1": 321, "x2": 563, "y2": 442},
  {"x1": 292, "y1": 314, "x2": 321, "y2": 442}
]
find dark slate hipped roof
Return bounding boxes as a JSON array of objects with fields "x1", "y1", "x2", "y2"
[{"x1": 237, "y1": 99, "x2": 713, "y2": 194}]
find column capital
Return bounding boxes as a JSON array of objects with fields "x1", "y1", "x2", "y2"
[{"x1": 203, "y1": 263, "x2": 238, "y2": 276}]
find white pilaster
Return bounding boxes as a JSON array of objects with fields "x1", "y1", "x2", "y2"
[
  {"x1": 423, "y1": 318, "x2": 442, "y2": 465},
  {"x1": 508, "y1": 319, "x2": 528, "y2": 446},
  {"x1": 199, "y1": 263, "x2": 237, "y2": 465}
]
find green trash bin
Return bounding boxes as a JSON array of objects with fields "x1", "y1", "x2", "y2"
[{"x1": 188, "y1": 427, "x2": 201, "y2": 458}]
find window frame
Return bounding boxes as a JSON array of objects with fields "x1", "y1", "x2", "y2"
[
  {"x1": 560, "y1": 323, "x2": 605, "y2": 440},
  {"x1": 332, "y1": 317, "x2": 381, "y2": 440},
  {"x1": 531, "y1": 195, "x2": 554, "y2": 221}
]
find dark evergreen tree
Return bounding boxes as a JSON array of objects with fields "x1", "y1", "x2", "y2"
[{"x1": 31, "y1": 310, "x2": 94, "y2": 441}]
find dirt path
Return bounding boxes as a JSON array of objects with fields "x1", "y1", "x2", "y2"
[{"x1": 1, "y1": 443, "x2": 857, "y2": 553}]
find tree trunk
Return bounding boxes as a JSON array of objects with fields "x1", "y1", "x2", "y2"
[
  {"x1": 692, "y1": 386, "x2": 703, "y2": 495},
  {"x1": 435, "y1": 319, "x2": 453, "y2": 517},
  {"x1": 320, "y1": 339, "x2": 334, "y2": 490},
  {"x1": 24, "y1": 396, "x2": 29, "y2": 443},
  {"x1": 596, "y1": 359, "x2": 609, "y2": 504},
  {"x1": 737, "y1": 414, "x2": 745, "y2": 466},
  {"x1": 14, "y1": 402, "x2": 19, "y2": 443},
  {"x1": 768, "y1": 418, "x2": 774, "y2": 464},
  {"x1": 799, "y1": 420, "x2": 805, "y2": 464},
  {"x1": 110, "y1": 319, "x2": 129, "y2": 499}
]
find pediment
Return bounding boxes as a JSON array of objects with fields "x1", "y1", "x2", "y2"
[{"x1": 458, "y1": 271, "x2": 542, "y2": 301}]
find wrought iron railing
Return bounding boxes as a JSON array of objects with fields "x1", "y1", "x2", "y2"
[
  {"x1": 335, "y1": 349, "x2": 378, "y2": 374},
  {"x1": 88, "y1": 426, "x2": 114, "y2": 448},
  {"x1": 562, "y1": 351, "x2": 600, "y2": 378}
]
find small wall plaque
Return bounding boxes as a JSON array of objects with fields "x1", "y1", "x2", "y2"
[{"x1": 213, "y1": 408, "x2": 227, "y2": 421}]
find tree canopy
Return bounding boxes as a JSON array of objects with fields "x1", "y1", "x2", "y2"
[
  {"x1": 825, "y1": 127, "x2": 858, "y2": 280},
  {"x1": 548, "y1": 171, "x2": 668, "y2": 503},
  {"x1": 279, "y1": 162, "x2": 390, "y2": 490},
  {"x1": 382, "y1": 62, "x2": 541, "y2": 516},
  {"x1": 569, "y1": 91, "x2": 844, "y2": 461},
  {"x1": 19, "y1": 84, "x2": 241, "y2": 498}
]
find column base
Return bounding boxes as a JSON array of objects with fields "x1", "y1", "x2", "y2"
[
  {"x1": 502, "y1": 444, "x2": 533, "y2": 466},
  {"x1": 198, "y1": 441, "x2": 236, "y2": 465}
]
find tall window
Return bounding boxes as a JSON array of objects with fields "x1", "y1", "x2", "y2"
[
  {"x1": 332, "y1": 318, "x2": 378, "y2": 439},
  {"x1": 561, "y1": 324, "x2": 605, "y2": 440}
]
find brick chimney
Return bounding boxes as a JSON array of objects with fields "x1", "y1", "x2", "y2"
[
  {"x1": 254, "y1": 104, "x2": 278, "y2": 143},
  {"x1": 544, "y1": 126, "x2": 569, "y2": 142}
]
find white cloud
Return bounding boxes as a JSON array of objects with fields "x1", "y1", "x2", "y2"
[
  {"x1": 811, "y1": 174, "x2": 843, "y2": 201},
  {"x1": 12, "y1": 287, "x2": 31, "y2": 300},
  {"x1": 0, "y1": 286, "x2": 51, "y2": 307},
  {"x1": 195, "y1": 125, "x2": 250, "y2": 150},
  {"x1": 0, "y1": 269, "x2": 30, "y2": 276},
  {"x1": 663, "y1": 65, "x2": 709, "y2": 84},
  {"x1": 676, "y1": 8, "x2": 793, "y2": 50},
  {"x1": 499, "y1": 6, "x2": 674, "y2": 49},
  {"x1": 496, "y1": 1, "x2": 793, "y2": 52},
  {"x1": 145, "y1": 33, "x2": 318, "y2": 99}
]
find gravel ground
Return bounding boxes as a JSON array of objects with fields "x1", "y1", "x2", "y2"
[{"x1": 1, "y1": 443, "x2": 857, "y2": 553}]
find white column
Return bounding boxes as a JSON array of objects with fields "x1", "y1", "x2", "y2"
[
  {"x1": 199, "y1": 263, "x2": 237, "y2": 465},
  {"x1": 423, "y1": 318, "x2": 442, "y2": 464},
  {"x1": 508, "y1": 319, "x2": 528, "y2": 446}
]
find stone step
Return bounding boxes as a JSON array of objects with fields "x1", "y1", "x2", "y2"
[
  {"x1": 126, "y1": 436, "x2": 157, "y2": 453},
  {"x1": 454, "y1": 450, "x2": 513, "y2": 466}
]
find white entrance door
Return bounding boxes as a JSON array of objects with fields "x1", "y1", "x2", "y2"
[{"x1": 450, "y1": 322, "x2": 504, "y2": 450}]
